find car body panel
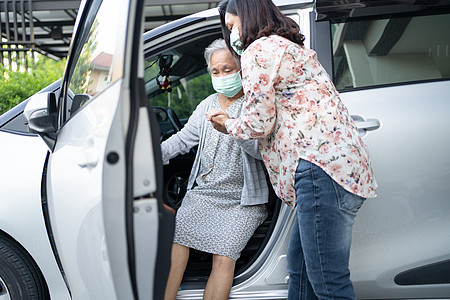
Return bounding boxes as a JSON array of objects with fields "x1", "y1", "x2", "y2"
[
  {"x1": 43, "y1": 0, "x2": 166, "y2": 298},
  {"x1": 47, "y1": 80, "x2": 127, "y2": 299},
  {"x1": 342, "y1": 80, "x2": 450, "y2": 298},
  {"x1": 0, "y1": 131, "x2": 70, "y2": 299},
  {"x1": 315, "y1": 0, "x2": 450, "y2": 21}
]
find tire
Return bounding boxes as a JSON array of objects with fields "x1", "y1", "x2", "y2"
[{"x1": 0, "y1": 234, "x2": 50, "y2": 300}]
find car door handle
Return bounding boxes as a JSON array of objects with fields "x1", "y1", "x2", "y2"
[
  {"x1": 78, "y1": 160, "x2": 98, "y2": 168},
  {"x1": 78, "y1": 139, "x2": 99, "y2": 168},
  {"x1": 356, "y1": 119, "x2": 381, "y2": 131}
]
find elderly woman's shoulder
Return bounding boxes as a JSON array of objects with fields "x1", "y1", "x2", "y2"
[
  {"x1": 193, "y1": 92, "x2": 219, "y2": 112},
  {"x1": 202, "y1": 93, "x2": 219, "y2": 105}
]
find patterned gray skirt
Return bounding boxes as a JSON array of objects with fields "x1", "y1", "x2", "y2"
[
  {"x1": 173, "y1": 188, "x2": 267, "y2": 261},
  {"x1": 173, "y1": 95, "x2": 268, "y2": 261}
]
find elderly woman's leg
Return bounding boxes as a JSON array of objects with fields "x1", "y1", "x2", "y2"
[
  {"x1": 203, "y1": 254, "x2": 236, "y2": 300},
  {"x1": 164, "y1": 243, "x2": 190, "y2": 300}
]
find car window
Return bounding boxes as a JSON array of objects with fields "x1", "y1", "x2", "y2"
[
  {"x1": 144, "y1": 39, "x2": 217, "y2": 122},
  {"x1": 149, "y1": 71, "x2": 214, "y2": 120},
  {"x1": 144, "y1": 47, "x2": 216, "y2": 141},
  {"x1": 331, "y1": 12, "x2": 450, "y2": 90},
  {"x1": 66, "y1": 0, "x2": 125, "y2": 118}
]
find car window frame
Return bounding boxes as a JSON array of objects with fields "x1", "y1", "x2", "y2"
[
  {"x1": 57, "y1": 0, "x2": 103, "y2": 127},
  {"x1": 313, "y1": 8, "x2": 450, "y2": 93}
]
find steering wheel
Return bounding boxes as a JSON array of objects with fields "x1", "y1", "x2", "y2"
[
  {"x1": 160, "y1": 130, "x2": 175, "y2": 143},
  {"x1": 167, "y1": 108, "x2": 183, "y2": 132},
  {"x1": 153, "y1": 106, "x2": 182, "y2": 143},
  {"x1": 164, "y1": 169, "x2": 190, "y2": 210},
  {"x1": 159, "y1": 108, "x2": 196, "y2": 210}
]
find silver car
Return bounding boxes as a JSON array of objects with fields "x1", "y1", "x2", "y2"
[{"x1": 0, "y1": 0, "x2": 449, "y2": 299}]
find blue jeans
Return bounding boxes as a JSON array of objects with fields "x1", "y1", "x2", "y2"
[{"x1": 287, "y1": 159, "x2": 365, "y2": 300}]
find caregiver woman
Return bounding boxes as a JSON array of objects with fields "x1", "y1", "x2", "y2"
[{"x1": 207, "y1": 0, "x2": 378, "y2": 299}]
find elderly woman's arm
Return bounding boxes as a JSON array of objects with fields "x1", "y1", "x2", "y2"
[
  {"x1": 161, "y1": 100, "x2": 208, "y2": 164},
  {"x1": 206, "y1": 109, "x2": 262, "y2": 160}
]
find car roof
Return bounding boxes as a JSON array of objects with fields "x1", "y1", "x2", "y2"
[{"x1": 315, "y1": 0, "x2": 450, "y2": 21}]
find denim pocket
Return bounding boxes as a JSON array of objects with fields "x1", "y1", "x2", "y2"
[
  {"x1": 332, "y1": 181, "x2": 365, "y2": 215},
  {"x1": 294, "y1": 159, "x2": 312, "y2": 181}
]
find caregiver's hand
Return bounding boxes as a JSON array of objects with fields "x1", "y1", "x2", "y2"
[{"x1": 206, "y1": 109, "x2": 230, "y2": 134}]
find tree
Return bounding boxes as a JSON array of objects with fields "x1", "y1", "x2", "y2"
[
  {"x1": 69, "y1": 19, "x2": 99, "y2": 95},
  {"x1": 0, "y1": 55, "x2": 66, "y2": 115},
  {"x1": 149, "y1": 72, "x2": 215, "y2": 119}
]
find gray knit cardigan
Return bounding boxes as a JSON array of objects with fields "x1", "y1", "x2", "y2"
[{"x1": 161, "y1": 93, "x2": 269, "y2": 205}]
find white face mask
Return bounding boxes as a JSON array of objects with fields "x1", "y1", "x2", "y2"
[
  {"x1": 230, "y1": 27, "x2": 244, "y2": 56},
  {"x1": 211, "y1": 70, "x2": 242, "y2": 98}
]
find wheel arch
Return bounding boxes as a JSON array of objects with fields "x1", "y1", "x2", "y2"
[{"x1": 0, "y1": 229, "x2": 50, "y2": 299}]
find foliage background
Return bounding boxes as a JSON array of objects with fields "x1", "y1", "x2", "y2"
[
  {"x1": 149, "y1": 72, "x2": 215, "y2": 120},
  {"x1": 0, "y1": 56, "x2": 66, "y2": 115}
]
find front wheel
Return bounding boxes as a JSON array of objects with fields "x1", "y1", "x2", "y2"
[{"x1": 0, "y1": 234, "x2": 50, "y2": 300}]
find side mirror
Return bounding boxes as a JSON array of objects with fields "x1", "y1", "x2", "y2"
[
  {"x1": 24, "y1": 92, "x2": 57, "y2": 134},
  {"x1": 70, "y1": 93, "x2": 92, "y2": 115},
  {"x1": 24, "y1": 92, "x2": 58, "y2": 150}
]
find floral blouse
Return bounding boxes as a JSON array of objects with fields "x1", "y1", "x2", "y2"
[{"x1": 225, "y1": 35, "x2": 377, "y2": 207}]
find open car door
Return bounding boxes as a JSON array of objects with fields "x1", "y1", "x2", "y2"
[{"x1": 24, "y1": 0, "x2": 174, "y2": 298}]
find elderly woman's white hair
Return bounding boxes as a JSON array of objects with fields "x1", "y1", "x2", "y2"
[{"x1": 204, "y1": 38, "x2": 241, "y2": 72}]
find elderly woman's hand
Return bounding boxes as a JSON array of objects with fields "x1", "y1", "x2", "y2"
[{"x1": 206, "y1": 109, "x2": 230, "y2": 134}]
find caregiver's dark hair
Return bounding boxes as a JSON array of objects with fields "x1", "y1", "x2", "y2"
[{"x1": 218, "y1": 0, "x2": 305, "y2": 55}]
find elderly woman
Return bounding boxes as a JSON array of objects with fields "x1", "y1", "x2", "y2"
[{"x1": 162, "y1": 39, "x2": 268, "y2": 300}]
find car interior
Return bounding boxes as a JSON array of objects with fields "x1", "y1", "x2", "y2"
[
  {"x1": 143, "y1": 33, "x2": 282, "y2": 287},
  {"x1": 331, "y1": 13, "x2": 450, "y2": 90}
]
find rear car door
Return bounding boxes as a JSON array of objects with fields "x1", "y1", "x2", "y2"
[
  {"x1": 41, "y1": 0, "x2": 173, "y2": 298},
  {"x1": 314, "y1": 1, "x2": 450, "y2": 298}
]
